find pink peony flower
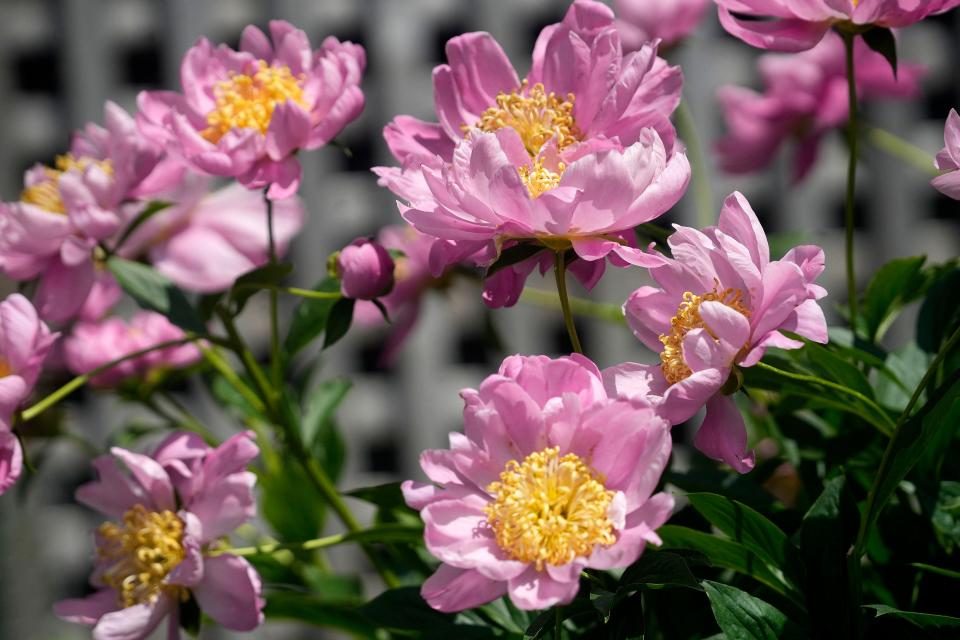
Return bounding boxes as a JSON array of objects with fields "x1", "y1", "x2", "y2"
[
  {"x1": 716, "y1": 0, "x2": 960, "y2": 52},
  {"x1": 621, "y1": 192, "x2": 828, "y2": 473},
  {"x1": 118, "y1": 176, "x2": 303, "y2": 293},
  {"x1": 0, "y1": 102, "x2": 178, "y2": 323},
  {"x1": 136, "y1": 20, "x2": 365, "y2": 199},
  {"x1": 715, "y1": 32, "x2": 924, "y2": 182},
  {"x1": 403, "y1": 354, "x2": 674, "y2": 612},
  {"x1": 0, "y1": 294, "x2": 57, "y2": 495},
  {"x1": 55, "y1": 431, "x2": 264, "y2": 639},
  {"x1": 614, "y1": 0, "x2": 712, "y2": 49},
  {"x1": 932, "y1": 108, "x2": 960, "y2": 200},
  {"x1": 337, "y1": 237, "x2": 395, "y2": 300},
  {"x1": 63, "y1": 311, "x2": 201, "y2": 388},
  {"x1": 376, "y1": 0, "x2": 689, "y2": 307}
]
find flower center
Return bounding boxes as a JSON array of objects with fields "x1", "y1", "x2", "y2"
[
  {"x1": 659, "y1": 288, "x2": 751, "y2": 385},
  {"x1": 20, "y1": 154, "x2": 113, "y2": 215},
  {"x1": 484, "y1": 446, "x2": 616, "y2": 569},
  {"x1": 518, "y1": 161, "x2": 566, "y2": 198},
  {"x1": 202, "y1": 60, "x2": 307, "y2": 144},
  {"x1": 96, "y1": 504, "x2": 187, "y2": 608}
]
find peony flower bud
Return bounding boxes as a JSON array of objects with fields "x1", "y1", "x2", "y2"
[{"x1": 336, "y1": 238, "x2": 395, "y2": 300}]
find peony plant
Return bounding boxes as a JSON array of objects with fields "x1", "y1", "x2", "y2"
[{"x1": 0, "y1": 1, "x2": 958, "y2": 638}]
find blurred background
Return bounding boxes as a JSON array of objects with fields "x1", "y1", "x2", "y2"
[{"x1": 0, "y1": 0, "x2": 957, "y2": 638}]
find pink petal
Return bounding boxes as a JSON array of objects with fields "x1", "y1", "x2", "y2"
[
  {"x1": 422, "y1": 564, "x2": 507, "y2": 613},
  {"x1": 192, "y1": 554, "x2": 264, "y2": 631},
  {"x1": 717, "y1": 8, "x2": 831, "y2": 52},
  {"x1": 54, "y1": 589, "x2": 118, "y2": 626},
  {"x1": 507, "y1": 566, "x2": 581, "y2": 610},
  {"x1": 660, "y1": 368, "x2": 726, "y2": 424},
  {"x1": 693, "y1": 395, "x2": 755, "y2": 473},
  {"x1": 109, "y1": 447, "x2": 176, "y2": 512},
  {"x1": 0, "y1": 429, "x2": 23, "y2": 495},
  {"x1": 91, "y1": 595, "x2": 172, "y2": 640}
]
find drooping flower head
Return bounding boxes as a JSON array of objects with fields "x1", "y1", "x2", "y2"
[
  {"x1": 118, "y1": 176, "x2": 303, "y2": 293},
  {"x1": 336, "y1": 237, "x2": 395, "y2": 300},
  {"x1": 0, "y1": 294, "x2": 57, "y2": 495},
  {"x1": 614, "y1": 0, "x2": 711, "y2": 49},
  {"x1": 137, "y1": 20, "x2": 365, "y2": 199},
  {"x1": 63, "y1": 311, "x2": 202, "y2": 388},
  {"x1": 932, "y1": 109, "x2": 960, "y2": 200},
  {"x1": 55, "y1": 431, "x2": 264, "y2": 639},
  {"x1": 716, "y1": 31, "x2": 924, "y2": 181},
  {"x1": 403, "y1": 354, "x2": 674, "y2": 612},
  {"x1": 376, "y1": 0, "x2": 689, "y2": 308},
  {"x1": 716, "y1": 0, "x2": 960, "y2": 52},
  {"x1": 621, "y1": 192, "x2": 828, "y2": 472},
  {"x1": 0, "y1": 102, "x2": 178, "y2": 323}
]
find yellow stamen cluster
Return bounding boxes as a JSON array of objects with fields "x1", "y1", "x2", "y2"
[
  {"x1": 467, "y1": 81, "x2": 581, "y2": 198},
  {"x1": 97, "y1": 504, "x2": 187, "y2": 608},
  {"x1": 518, "y1": 161, "x2": 566, "y2": 198},
  {"x1": 485, "y1": 446, "x2": 616, "y2": 569},
  {"x1": 659, "y1": 288, "x2": 751, "y2": 385},
  {"x1": 202, "y1": 60, "x2": 307, "y2": 143},
  {"x1": 20, "y1": 154, "x2": 114, "y2": 215}
]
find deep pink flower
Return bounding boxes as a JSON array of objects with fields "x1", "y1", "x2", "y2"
[
  {"x1": 403, "y1": 354, "x2": 674, "y2": 612},
  {"x1": 621, "y1": 192, "x2": 828, "y2": 472},
  {"x1": 0, "y1": 102, "x2": 177, "y2": 323},
  {"x1": 337, "y1": 237, "x2": 395, "y2": 300},
  {"x1": 63, "y1": 311, "x2": 201, "y2": 388},
  {"x1": 614, "y1": 0, "x2": 711, "y2": 49},
  {"x1": 932, "y1": 109, "x2": 960, "y2": 200},
  {"x1": 55, "y1": 431, "x2": 264, "y2": 639},
  {"x1": 136, "y1": 20, "x2": 365, "y2": 199},
  {"x1": 716, "y1": 0, "x2": 960, "y2": 52},
  {"x1": 118, "y1": 176, "x2": 303, "y2": 293},
  {"x1": 0, "y1": 294, "x2": 57, "y2": 495},
  {"x1": 376, "y1": 0, "x2": 688, "y2": 307},
  {"x1": 716, "y1": 32, "x2": 924, "y2": 181}
]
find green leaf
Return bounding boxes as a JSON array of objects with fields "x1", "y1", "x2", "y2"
[
  {"x1": 874, "y1": 343, "x2": 930, "y2": 411},
  {"x1": 359, "y1": 587, "x2": 453, "y2": 631},
  {"x1": 302, "y1": 378, "x2": 350, "y2": 478},
  {"x1": 799, "y1": 473, "x2": 860, "y2": 638},
  {"x1": 910, "y1": 563, "x2": 960, "y2": 581},
  {"x1": 259, "y1": 463, "x2": 326, "y2": 541},
  {"x1": 861, "y1": 256, "x2": 924, "y2": 341},
  {"x1": 229, "y1": 262, "x2": 292, "y2": 313},
  {"x1": 686, "y1": 493, "x2": 801, "y2": 590},
  {"x1": 345, "y1": 481, "x2": 419, "y2": 523},
  {"x1": 107, "y1": 256, "x2": 206, "y2": 334},
  {"x1": 113, "y1": 199, "x2": 172, "y2": 250},
  {"x1": 264, "y1": 591, "x2": 378, "y2": 637},
  {"x1": 486, "y1": 242, "x2": 546, "y2": 277},
  {"x1": 657, "y1": 525, "x2": 797, "y2": 600},
  {"x1": 805, "y1": 343, "x2": 874, "y2": 398},
  {"x1": 475, "y1": 597, "x2": 529, "y2": 634},
  {"x1": 917, "y1": 264, "x2": 960, "y2": 353},
  {"x1": 619, "y1": 549, "x2": 704, "y2": 591},
  {"x1": 323, "y1": 297, "x2": 355, "y2": 349},
  {"x1": 703, "y1": 581, "x2": 805, "y2": 640},
  {"x1": 861, "y1": 27, "x2": 898, "y2": 78},
  {"x1": 858, "y1": 371, "x2": 960, "y2": 555},
  {"x1": 932, "y1": 481, "x2": 960, "y2": 553},
  {"x1": 284, "y1": 276, "x2": 341, "y2": 356},
  {"x1": 865, "y1": 605, "x2": 960, "y2": 634}
]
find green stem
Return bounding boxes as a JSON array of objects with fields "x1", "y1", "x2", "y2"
[
  {"x1": 555, "y1": 606, "x2": 563, "y2": 639},
  {"x1": 232, "y1": 283, "x2": 341, "y2": 301},
  {"x1": 866, "y1": 126, "x2": 939, "y2": 177},
  {"x1": 263, "y1": 191, "x2": 283, "y2": 391},
  {"x1": 755, "y1": 361, "x2": 896, "y2": 436},
  {"x1": 20, "y1": 337, "x2": 200, "y2": 421},
  {"x1": 198, "y1": 345, "x2": 267, "y2": 416},
  {"x1": 553, "y1": 251, "x2": 583, "y2": 354},
  {"x1": 215, "y1": 306, "x2": 275, "y2": 407},
  {"x1": 519, "y1": 287, "x2": 625, "y2": 325},
  {"x1": 853, "y1": 324, "x2": 960, "y2": 556},
  {"x1": 842, "y1": 32, "x2": 860, "y2": 333},
  {"x1": 675, "y1": 99, "x2": 714, "y2": 228},
  {"x1": 220, "y1": 533, "x2": 347, "y2": 557}
]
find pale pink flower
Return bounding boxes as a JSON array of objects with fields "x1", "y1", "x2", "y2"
[
  {"x1": 136, "y1": 20, "x2": 365, "y2": 199},
  {"x1": 716, "y1": 0, "x2": 960, "y2": 52},
  {"x1": 932, "y1": 109, "x2": 960, "y2": 200},
  {"x1": 0, "y1": 294, "x2": 57, "y2": 495},
  {"x1": 0, "y1": 102, "x2": 178, "y2": 323},
  {"x1": 337, "y1": 237, "x2": 395, "y2": 300},
  {"x1": 614, "y1": 0, "x2": 711, "y2": 49},
  {"x1": 403, "y1": 354, "x2": 674, "y2": 612},
  {"x1": 55, "y1": 431, "x2": 264, "y2": 639},
  {"x1": 375, "y1": 0, "x2": 688, "y2": 307},
  {"x1": 716, "y1": 32, "x2": 924, "y2": 181},
  {"x1": 63, "y1": 311, "x2": 201, "y2": 388},
  {"x1": 118, "y1": 176, "x2": 303, "y2": 294},
  {"x1": 621, "y1": 192, "x2": 828, "y2": 472}
]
